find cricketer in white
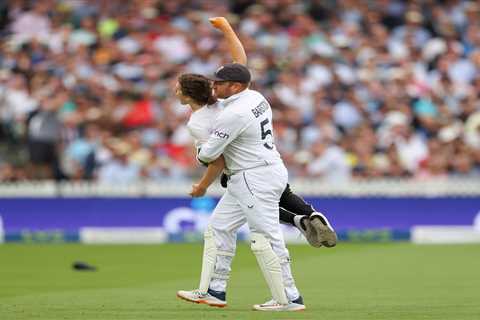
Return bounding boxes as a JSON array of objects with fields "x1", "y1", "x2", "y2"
[
  {"x1": 198, "y1": 91, "x2": 282, "y2": 170},
  {"x1": 176, "y1": 17, "x2": 311, "y2": 312},
  {"x1": 193, "y1": 73, "x2": 303, "y2": 311}
]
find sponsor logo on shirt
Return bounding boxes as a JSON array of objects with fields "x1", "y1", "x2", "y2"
[{"x1": 214, "y1": 130, "x2": 230, "y2": 139}]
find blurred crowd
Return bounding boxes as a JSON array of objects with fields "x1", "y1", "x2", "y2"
[{"x1": 0, "y1": 0, "x2": 479, "y2": 184}]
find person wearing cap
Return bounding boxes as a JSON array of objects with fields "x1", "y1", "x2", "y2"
[
  {"x1": 194, "y1": 59, "x2": 308, "y2": 311},
  {"x1": 177, "y1": 18, "x2": 335, "y2": 249},
  {"x1": 176, "y1": 17, "x2": 307, "y2": 312},
  {"x1": 176, "y1": 70, "x2": 334, "y2": 250},
  {"x1": 177, "y1": 17, "x2": 337, "y2": 312}
]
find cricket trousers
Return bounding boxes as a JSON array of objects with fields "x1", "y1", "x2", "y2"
[{"x1": 208, "y1": 162, "x2": 300, "y2": 301}]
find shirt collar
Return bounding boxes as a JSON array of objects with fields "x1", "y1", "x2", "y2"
[
  {"x1": 221, "y1": 88, "x2": 250, "y2": 106},
  {"x1": 191, "y1": 105, "x2": 206, "y2": 113}
]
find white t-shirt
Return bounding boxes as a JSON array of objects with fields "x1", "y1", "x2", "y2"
[
  {"x1": 306, "y1": 145, "x2": 351, "y2": 183},
  {"x1": 186, "y1": 102, "x2": 222, "y2": 149},
  {"x1": 198, "y1": 89, "x2": 283, "y2": 174}
]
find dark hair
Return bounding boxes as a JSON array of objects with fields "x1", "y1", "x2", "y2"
[{"x1": 178, "y1": 74, "x2": 215, "y2": 105}]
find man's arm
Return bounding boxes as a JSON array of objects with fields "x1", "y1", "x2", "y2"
[
  {"x1": 190, "y1": 155, "x2": 225, "y2": 197},
  {"x1": 210, "y1": 17, "x2": 247, "y2": 65},
  {"x1": 197, "y1": 111, "x2": 245, "y2": 164}
]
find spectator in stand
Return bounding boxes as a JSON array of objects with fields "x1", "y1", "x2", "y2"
[
  {"x1": 0, "y1": 0, "x2": 478, "y2": 183},
  {"x1": 26, "y1": 92, "x2": 62, "y2": 179},
  {"x1": 97, "y1": 140, "x2": 141, "y2": 184}
]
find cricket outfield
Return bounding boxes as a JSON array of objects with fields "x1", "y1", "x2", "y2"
[{"x1": 1, "y1": 243, "x2": 479, "y2": 320}]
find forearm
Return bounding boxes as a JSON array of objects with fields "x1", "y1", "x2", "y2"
[
  {"x1": 197, "y1": 155, "x2": 225, "y2": 189},
  {"x1": 197, "y1": 145, "x2": 223, "y2": 165},
  {"x1": 211, "y1": 17, "x2": 247, "y2": 65},
  {"x1": 222, "y1": 25, "x2": 247, "y2": 65}
]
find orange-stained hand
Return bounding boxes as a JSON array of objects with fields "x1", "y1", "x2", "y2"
[
  {"x1": 189, "y1": 183, "x2": 207, "y2": 197},
  {"x1": 209, "y1": 17, "x2": 230, "y2": 30}
]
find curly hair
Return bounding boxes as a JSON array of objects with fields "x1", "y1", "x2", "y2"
[{"x1": 178, "y1": 74, "x2": 215, "y2": 105}]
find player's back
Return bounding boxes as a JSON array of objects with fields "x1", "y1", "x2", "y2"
[{"x1": 215, "y1": 89, "x2": 282, "y2": 173}]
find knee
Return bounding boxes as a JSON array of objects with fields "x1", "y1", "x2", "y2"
[
  {"x1": 205, "y1": 225, "x2": 236, "y2": 254},
  {"x1": 250, "y1": 232, "x2": 271, "y2": 253},
  {"x1": 204, "y1": 225, "x2": 214, "y2": 238},
  {"x1": 208, "y1": 222, "x2": 223, "y2": 238},
  {"x1": 252, "y1": 233, "x2": 290, "y2": 262}
]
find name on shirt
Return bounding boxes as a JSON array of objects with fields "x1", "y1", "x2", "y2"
[{"x1": 251, "y1": 101, "x2": 269, "y2": 118}]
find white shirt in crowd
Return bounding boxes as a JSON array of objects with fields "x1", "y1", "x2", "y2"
[
  {"x1": 307, "y1": 145, "x2": 351, "y2": 183},
  {"x1": 395, "y1": 134, "x2": 428, "y2": 172}
]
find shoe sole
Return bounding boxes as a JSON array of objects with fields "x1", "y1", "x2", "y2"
[
  {"x1": 310, "y1": 216, "x2": 337, "y2": 247},
  {"x1": 252, "y1": 305, "x2": 306, "y2": 312},
  {"x1": 302, "y1": 219, "x2": 323, "y2": 248},
  {"x1": 176, "y1": 293, "x2": 227, "y2": 308}
]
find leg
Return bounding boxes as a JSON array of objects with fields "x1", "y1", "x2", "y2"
[
  {"x1": 279, "y1": 184, "x2": 314, "y2": 218},
  {"x1": 241, "y1": 180, "x2": 313, "y2": 231},
  {"x1": 230, "y1": 165, "x2": 304, "y2": 310},
  {"x1": 198, "y1": 225, "x2": 229, "y2": 294},
  {"x1": 279, "y1": 206, "x2": 295, "y2": 226},
  {"x1": 280, "y1": 184, "x2": 337, "y2": 248},
  {"x1": 208, "y1": 192, "x2": 246, "y2": 294},
  {"x1": 250, "y1": 232, "x2": 288, "y2": 304},
  {"x1": 177, "y1": 190, "x2": 246, "y2": 307}
]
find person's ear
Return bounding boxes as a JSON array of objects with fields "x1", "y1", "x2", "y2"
[
  {"x1": 185, "y1": 96, "x2": 195, "y2": 104},
  {"x1": 232, "y1": 82, "x2": 243, "y2": 91}
]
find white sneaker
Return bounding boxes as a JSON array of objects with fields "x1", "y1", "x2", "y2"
[
  {"x1": 253, "y1": 299, "x2": 306, "y2": 312},
  {"x1": 294, "y1": 215, "x2": 323, "y2": 247},
  {"x1": 310, "y1": 212, "x2": 337, "y2": 247},
  {"x1": 176, "y1": 290, "x2": 227, "y2": 308}
]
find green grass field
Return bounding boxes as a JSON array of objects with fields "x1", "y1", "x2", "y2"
[{"x1": 0, "y1": 243, "x2": 479, "y2": 319}]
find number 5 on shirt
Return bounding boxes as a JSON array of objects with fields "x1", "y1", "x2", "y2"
[{"x1": 260, "y1": 118, "x2": 273, "y2": 150}]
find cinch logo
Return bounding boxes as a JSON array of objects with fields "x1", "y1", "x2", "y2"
[{"x1": 214, "y1": 130, "x2": 230, "y2": 139}]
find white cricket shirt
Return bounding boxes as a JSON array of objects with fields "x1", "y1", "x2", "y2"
[{"x1": 197, "y1": 89, "x2": 283, "y2": 174}]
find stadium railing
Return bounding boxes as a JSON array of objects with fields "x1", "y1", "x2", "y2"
[{"x1": 0, "y1": 178, "x2": 479, "y2": 197}]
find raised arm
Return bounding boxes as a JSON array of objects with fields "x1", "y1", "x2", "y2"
[{"x1": 210, "y1": 17, "x2": 247, "y2": 65}]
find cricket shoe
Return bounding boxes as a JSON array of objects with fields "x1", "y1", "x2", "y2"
[
  {"x1": 176, "y1": 288, "x2": 227, "y2": 308},
  {"x1": 293, "y1": 215, "x2": 322, "y2": 247},
  {"x1": 310, "y1": 212, "x2": 337, "y2": 247},
  {"x1": 253, "y1": 296, "x2": 306, "y2": 312}
]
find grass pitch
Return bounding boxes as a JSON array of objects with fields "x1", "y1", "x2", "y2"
[{"x1": 0, "y1": 242, "x2": 479, "y2": 320}]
